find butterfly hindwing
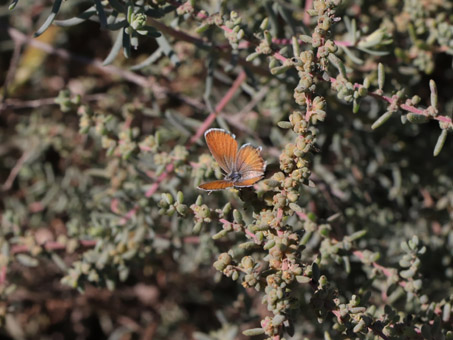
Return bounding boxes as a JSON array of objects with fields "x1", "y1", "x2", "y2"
[
  {"x1": 236, "y1": 144, "x2": 266, "y2": 180},
  {"x1": 234, "y1": 176, "x2": 263, "y2": 187},
  {"x1": 198, "y1": 180, "x2": 234, "y2": 191}
]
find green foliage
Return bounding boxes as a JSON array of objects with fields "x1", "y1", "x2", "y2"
[{"x1": 1, "y1": 0, "x2": 453, "y2": 339}]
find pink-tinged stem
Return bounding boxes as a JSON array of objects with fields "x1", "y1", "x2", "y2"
[
  {"x1": 189, "y1": 70, "x2": 246, "y2": 145},
  {"x1": 275, "y1": 208, "x2": 284, "y2": 226},
  {"x1": 273, "y1": 51, "x2": 288, "y2": 63},
  {"x1": 332, "y1": 40, "x2": 354, "y2": 47},
  {"x1": 174, "y1": 2, "x2": 453, "y2": 125},
  {"x1": 345, "y1": 80, "x2": 452, "y2": 124},
  {"x1": 0, "y1": 266, "x2": 6, "y2": 285},
  {"x1": 119, "y1": 206, "x2": 140, "y2": 225},
  {"x1": 183, "y1": 236, "x2": 201, "y2": 244},
  {"x1": 303, "y1": 0, "x2": 313, "y2": 26},
  {"x1": 295, "y1": 211, "x2": 309, "y2": 220},
  {"x1": 219, "y1": 218, "x2": 231, "y2": 226},
  {"x1": 2, "y1": 151, "x2": 31, "y2": 191},
  {"x1": 220, "y1": 218, "x2": 258, "y2": 241},
  {"x1": 244, "y1": 229, "x2": 258, "y2": 242},
  {"x1": 353, "y1": 250, "x2": 406, "y2": 288},
  {"x1": 111, "y1": 198, "x2": 121, "y2": 214},
  {"x1": 296, "y1": 211, "x2": 406, "y2": 290},
  {"x1": 145, "y1": 163, "x2": 175, "y2": 198}
]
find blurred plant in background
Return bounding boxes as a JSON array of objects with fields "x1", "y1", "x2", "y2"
[{"x1": 1, "y1": 0, "x2": 453, "y2": 339}]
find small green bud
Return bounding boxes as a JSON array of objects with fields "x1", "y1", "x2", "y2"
[
  {"x1": 278, "y1": 121, "x2": 293, "y2": 129},
  {"x1": 163, "y1": 193, "x2": 173, "y2": 205},
  {"x1": 176, "y1": 204, "x2": 188, "y2": 216},
  {"x1": 239, "y1": 241, "x2": 256, "y2": 249},
  {"x1": 213, "y1": 260, "x2": 226, "y2": 271},
  {"x1": 349, "y1": 230, "x2": 367, "y2": 241},
  {"x1": 193, "y1": 222, "x2": 203, "y2": 233},
  {"x1": 196, "y1": 23, "x2": 211, "y2": 34},
  {"x1": 411, "y1": 95, "x2": 421, "y2": 104},
  {"x1": 443, "y1": 303, "x2": 451, "y2": 322},
  {"x1": 400, "y1": 268, "x2": 416, "y2": 279},
  {"x1": 371, "y1": 111, "x2": 393, "y2": 130},
  {"x1": 241, "y1": 256, "x2": 254, "y2": 269},
  {"x1": 296, "y1": 275, "x2": 311, "y2": 283},
  {"x1": 430, "y1": 79, "x2": 438, "y2": 108},
  {"x1": 353, "y1": 319, "x2": 365, "y2": 333},
  {"x1": 222, "y1": 202, "x2": 232, "y2": 215},
  {"x1": 264, "y1": 240, "x2": 276, "y2": 250},
  {"x1": 177, "y1": 191, "x2": 184, "y2": 204},
  {"x1": 433, "y1": 129, "x2": 448, "y2": 156},
  {"x1": 378, "y1": 63, "x2": 385, "y2": 90},
  {"x1": 271, "y1": 65, "x2": 291, "y2": 75},
  {"x1": 246, "y1": 51, "x2": 261, "y2": 62},
  {"x1": 218, "y1": 253, "x2": 232, "y2": 265},
  {"x1": 264, "y1": 30, "x2": 272, "y2": 46},
  {"x1": 272, "y1": 314, "x2": 285, "y2": 326},
  {"x1": 292, "y1": 36, "x2": 300, "y2": 57},
  {"x1": 407, "y1": 113, "x2": 429, "y2": 124},
  {"x1": 243, "y1": 328, "x2": 265, "y2": 336},
  {"x1": 233, "y1": 209, "x2": 243, "y2": 224},
  {"x1": 363, "y1": 77, "x2": 370, "y2": 89},
  {"x1": 260, "y1": 18, "x2": 269, "y2": 30},
  {"x1": 212, "y1": 229, "x2": 228, "y2": 239},
  {"x1": 299, "y1": 34, "x2": 313, "y2": 43}
]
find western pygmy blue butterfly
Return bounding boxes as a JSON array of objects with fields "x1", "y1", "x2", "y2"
[{"x1": 198, "y1": 128, "x2": 266, "y2": 191}]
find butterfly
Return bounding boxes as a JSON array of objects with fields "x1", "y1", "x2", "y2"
[{"x1": 198, "y1": 128, "x2": 266, "y2": 191}]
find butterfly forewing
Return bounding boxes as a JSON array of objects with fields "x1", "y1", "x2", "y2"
[
  {"x1": 198, "y1": 180, "x2": 234, "y2": 191},
  {"x1": 236, "y1": 144, "x2": 266, "y2": 180},
  {"x1": 205, "y1": 129, "x2": 238, "y2": 173}
]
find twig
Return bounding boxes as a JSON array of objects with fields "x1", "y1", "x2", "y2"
[
  {"x1": 332, "y1": 310, "x2": 390, "y2": 340},
  {"x1": 11, "y1": 240, "x2": 98, "y2": 254},
  {"x1": 189, "y1": 70, "x2": 247, "y2": 145},
  {"x1": 2, "y1": 151, "x2": 32, "y2": 191},
  {"x1": 2, "y1": 93, "x2": 106, "y2": 111},
  {"x1": 176, "y1": 1, "x2": 453, "y2": 125},
  {"x1": 8, "y1": 28, "x2": 155, "y2": 88},
  {"x1": 1, "y1": 30, "x2": 23, "y2": 104}
]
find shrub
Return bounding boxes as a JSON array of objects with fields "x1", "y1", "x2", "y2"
[{"x1": 1, "y1": 0, "x2": 453, "y2": 339}]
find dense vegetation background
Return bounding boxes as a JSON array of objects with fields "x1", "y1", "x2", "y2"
[{"x1": 1, "y1": 0, "x2": 453, "y2": 339}]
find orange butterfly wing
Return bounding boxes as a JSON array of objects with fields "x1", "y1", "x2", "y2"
[
  {"x1": 205, "y1": 129, "x2": 238, "y2": 173},
  {"x1": 234, "y1": 177, "x2": 263, "y2": 187},
  {"x1": 198, "y1": 180, "x2": 234, "y2": 191},
  {"x1": 235, "y1": 144, "x2": 266, "y2": 181}
]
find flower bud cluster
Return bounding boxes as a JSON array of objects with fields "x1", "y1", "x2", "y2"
[
  {"x1": 223, "y1": 11, "x2": 245, "y2": 49},
  {"x1": 55, "y1": 89, "x2": 81, "y2": 113},
  {"x1": 158, "y1": 191, "x2": 188, "y2": 217},
  {"x1": 190, "y1": 196, "x2": 212, "y2": 233}
]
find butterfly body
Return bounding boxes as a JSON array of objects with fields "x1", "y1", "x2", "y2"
[
  {"x1": 198, "y1": 129, "x2": 266, "y2": 191},
  {"x1": 225, "y1": 171, "x2": 242, "y2": 182}
]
